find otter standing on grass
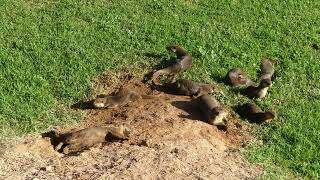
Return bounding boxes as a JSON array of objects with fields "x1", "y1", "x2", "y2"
[
  {"x1": 54, "y1": 125, "x2": 131, "y2": 154},
  {"x1": 152, "y1": 45, "x2": 192, "y2": 85},
  {"x1": 260, "y1": 59, "x2": 276, "y2": 81},
  {"x1": 165, "y1": 79, "x2": 214, "y2": 98}
]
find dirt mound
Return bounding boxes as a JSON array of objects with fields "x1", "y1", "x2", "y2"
[{"x1": 0, "y1": 73, "x2": 262, "y2": 179}]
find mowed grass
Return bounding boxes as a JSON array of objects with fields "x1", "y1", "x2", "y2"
[{"x1": 0, "y1": 0, "x2": 319, "y2": 178}]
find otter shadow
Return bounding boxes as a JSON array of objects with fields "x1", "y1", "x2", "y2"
[
  {"x1": 144, "y1": 52, "x2": 175, "y2": 70},
  {"x1": 41, "y1": 130, "x2": 60, "y2": 148},
  {"x1": 71, "y1": 100, "x2": 95, "y2": 109},
  {"x1": 171, "y1": 99, "x2": 205, "y2": 122},
  {"x1": 41, "y1": 130, "x2": 77, "y2": 155},
  {"x1": 144, "y1": 52, "x2": 167, "y2": 59},
  {"x1": 210, "y1": 73, "x2": 226, "y2": 84},
  {"x1": 41, "y1": 130, "x2": 75, "y2": 155}
]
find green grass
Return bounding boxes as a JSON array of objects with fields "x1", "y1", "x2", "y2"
[{"x1": 0, "y1": 0, "x2": 319, "y2": 178}]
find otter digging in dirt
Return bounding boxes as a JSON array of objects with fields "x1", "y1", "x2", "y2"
[
  {"x1": 152, "y1": 45, "x2": 192, "y2": 85},
  {"x1": 225, "y1": 68, "x2": 253, "y2": 87},
  {"x1": 164, "y1": 79, "x2": 215, "y2": 98},
  {"x1": 198, "y1": 95, "x2": 228, "y2": 129},
  {"x1": 237, "y1": 103, "x2": 276, "y2": 124},
  {"x1": 54, "y1": 125, "x2": 130, "y2": 154}
]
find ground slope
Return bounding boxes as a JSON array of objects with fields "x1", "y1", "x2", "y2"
[{"x1": 0, "y1": 75, "x2": 261, "y2": 179}]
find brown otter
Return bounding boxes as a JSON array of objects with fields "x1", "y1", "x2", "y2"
[
  {"x1": 152, "y1": 45, "x2": 192, "y2": 85},
  {"x1": 260, "y1": 59, "x2": 276, "y2": 81},
  {"x1": 237, "y1": 103, "x2": 276, "y2": 124},
  {"x1": 93, "y1": 88, "x2": 140, "y2": 109},
  {"x1": 54, "y1": 125, "x2": 130, "y2": 154},
  {"x1": 225, "y1": 68, "x2": 253, "y2": 87},
  {"x1": 165, "y1": 79, "x2": 214, "y2": 98},
  {"x1": 198, "y1": 95, "x2": 228, "y2": 128},
  {"x1": 243, "y1": 78, "x2": 272, "y2": 99},
  {"x1": 93, "y1": 88, "x2": 162, "y2": 108}
]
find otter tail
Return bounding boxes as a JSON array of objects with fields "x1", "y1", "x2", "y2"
[
  {"x1": 151, "y1": 68, "x2": 172, "y2": 85},
  {"x1": 141, "y1": 92, "x2": 164, "y2": 99}
]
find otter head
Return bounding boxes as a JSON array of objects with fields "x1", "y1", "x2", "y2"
[
  {"x1": 253, "y1": 110, "x2": 276, "y2": 124},
  {"x1": 166, "y1": 45, "x2": 179, "y2": 52},
  {"x1": 237, "y1": 73, "x2": 248, "y2": 84},
  {"x1": 227, "y1": 68, "x2": 251, "y2": 86},
  {"x1": 208, "y1": 107, "x2": 228, "y2": 126},
  {"x1": 122, "y1": 126, "x2": 131, "y2": 138},
  {"x1": 93, "y1": 97, "x2": 109, "y2": 108},
  {"x1": 262, "y1": 58, "x2": 278, "y2": 66},
  {"x1": 202, "y1": 85, "x2": 215, "y2": 94},
  {"x1": 263, "y1": 110, "x2": 276, "y2": 121}
]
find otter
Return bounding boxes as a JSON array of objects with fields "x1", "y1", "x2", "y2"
[
  {"x1": 54, "y1": 125, "x2": 130, "y2": 154},
  {"x1": 198, "y1": 95, "x2": 228, "y2": 128},
  {"x1": 260, "y1": 59, "x2": 276, "y2": 81},
  {"x1": 93, "y1": 88, "x2": 162, "y2": 109},
  {"x1": 93, "y1": 88, "x2": 141, "y2": 109},
  {"x1": 243, "y1": 78, "x2": 272, "y2": 99},
  {"x1": 225, "y1": 68, "x2": 253, "y2": 87},
  {"x1": 165, "y1": 79, "x2": 214, "y2": 98},
  {"x1": 237, "y1": 103, "x2": 276, "y2": 124},
  {"x1": 152, "y1": 45, "x2": 192, "y2": 85}
]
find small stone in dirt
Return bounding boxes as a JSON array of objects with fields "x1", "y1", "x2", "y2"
[
  {"x1": 40, "y1": 166, "x2": 54, "y2": 172},
  {"x1": 171, "y1": 147, "x2": 179, "y2": 154},
  {"x1": 31, "y1": 169, "x2": 38, "y2": 175},
  {"x1": 137, "y1": 139, "x2": 148, "y2": 147}
]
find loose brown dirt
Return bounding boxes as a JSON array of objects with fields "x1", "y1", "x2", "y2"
[{"x1": 0, "y1": 72, "x2": 262, "y2": 180}]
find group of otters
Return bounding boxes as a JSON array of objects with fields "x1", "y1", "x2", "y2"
[{"x1": 53, "y1": 45, "x2": 276, "y2": 154}]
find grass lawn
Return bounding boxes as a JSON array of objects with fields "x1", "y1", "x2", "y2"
[{"x1": 0, "y1": 0, "x2": 319, "y2": 178}]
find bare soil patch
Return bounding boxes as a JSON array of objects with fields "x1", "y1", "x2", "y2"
[{"x1": 0, "y1": 72, "x2": 262, "y2": 179}]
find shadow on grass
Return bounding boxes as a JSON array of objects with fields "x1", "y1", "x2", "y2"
[
  {"x1": 210, "y1": 73, "x2": 226, "y2": 84},
  {"x1": 144, "y1": 52, "x2": 176, "y2": 70},
  {"x1": 142, "y1": 52, "x2": 177, "y2": 84}
]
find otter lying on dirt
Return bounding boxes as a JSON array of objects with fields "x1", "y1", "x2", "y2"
[
  {"x1": 164, "y1": 79, "x2": 214, "y2": 98},
  {"x1": 198, "y1": 95, "x2": 228, "y2": 129},
  {"x1": 54, "y1": 125, "x2": 130, "y2": 154}
]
